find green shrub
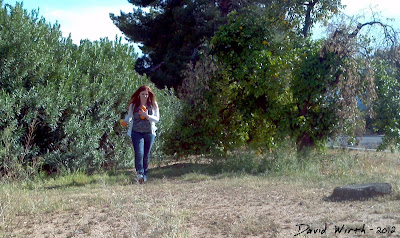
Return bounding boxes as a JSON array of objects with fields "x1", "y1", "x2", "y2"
[
  {"x1": 162, "y1": 53, "x2": 249, "y2": 158},
  {"x1": 0, "y1": 2, "x2": 179, "y2": 179}
]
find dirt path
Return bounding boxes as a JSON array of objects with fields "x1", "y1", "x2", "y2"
[
  {"x1": 168, "y1": 177, "x2": 400, "y2": 238},
  {"x1": 6, "y1": 173, "x2": 400, "y2": 238}
]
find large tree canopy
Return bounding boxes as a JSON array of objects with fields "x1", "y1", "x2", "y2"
[
  {"x1": 111, "y1": 0, "x2": 340, "y2": 90},
  {"x1": 110, "y1": 0, "x2": 226, "y2": 89},
  {"x1": 160, "y1": 1, "x2": 346, "y2": 154}
]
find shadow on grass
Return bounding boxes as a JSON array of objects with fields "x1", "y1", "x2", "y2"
[
  {"x1": 44, "y1": 179, "x2": 99, "y2": 190},
  {"x1": 37, "y1": 162, "x2": 222, "y2": 190},
  {"x1": 149, "y1": 162, "x2": 218, "y2": 179}
]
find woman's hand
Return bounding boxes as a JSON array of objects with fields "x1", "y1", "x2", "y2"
[
  {"x1": 138, "y1": 109, "x2": 148, "y2": 119},
  {"x1": 120, "y1": 119, "x2": 127, "y2": 127}
]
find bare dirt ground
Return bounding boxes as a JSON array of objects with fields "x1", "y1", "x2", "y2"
[{"x1": 4, "y1": 163, "x2": 400, "y2": 238}]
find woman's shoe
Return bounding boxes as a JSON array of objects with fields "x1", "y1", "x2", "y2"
[{"x1": 137, "y1": 174, "x2": 144, "y2": 184}]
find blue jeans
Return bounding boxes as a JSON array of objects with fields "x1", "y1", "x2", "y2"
[{"x1": 131, "y1": 131, "x2": 155, "y2": 176}]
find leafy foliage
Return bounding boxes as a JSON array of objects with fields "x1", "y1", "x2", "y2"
[
  {"x1": 162, "y1": 54, "x2": 246, "y2": 157},
  {"x1": 210, "y1": 6, "x2": 295, "y2": 150},
  {"x1": 290, "y1": 45, "x2": 340, "y2": 149},
  {"x1": 110, "y1": 0, "x2": 223, "y2": 89},
  {"x1": 0, "y1": 2, "x2": 178, "y2": 179},
  {"x1": 372, "y1": 48, "x2": 400, "y2": 151},
  {"x1": 110, "y1": 0, "x2": 289, "y2": 90},
  {"x1": 162, "y1": 0, "x2": 399, "y2": 155}
]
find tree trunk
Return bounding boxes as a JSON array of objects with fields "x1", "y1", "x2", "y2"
[
  {"x1": 302, "y1": 0, "x2": 318, "y2": 38},
  {"x1": 296, "y1": 133, "x2": 315, "y2": 151}
]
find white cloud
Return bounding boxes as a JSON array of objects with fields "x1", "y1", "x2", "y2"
[{"x1": 42, "y1": 5, "x2": 132, "y2": 44}]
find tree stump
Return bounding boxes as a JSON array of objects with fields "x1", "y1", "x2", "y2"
[{"x1": 326, "y1": 183, "x2": 392, "y2": 201}]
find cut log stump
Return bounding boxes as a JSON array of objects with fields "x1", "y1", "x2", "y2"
[{"x1": 326, "y1": 183, "x2": 392, "y2": 201}]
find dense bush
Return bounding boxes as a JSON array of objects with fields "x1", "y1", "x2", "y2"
[
  {"x1": 164, "y1": 7, "x2": 295, "y2": 157},
  {"x1": 162, "y1": 52, "x2": 250, "y2": 158},
  {"x1": 0, "y1": 2, "x2": 178, "y2": 179}
]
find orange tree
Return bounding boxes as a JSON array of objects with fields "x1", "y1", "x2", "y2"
[
  {"x1": 207, "y1": 1, "x2": 347, "y2": 152},
  {"x1": 209, "y1": 6, "x2": 295, "y2": 150}
]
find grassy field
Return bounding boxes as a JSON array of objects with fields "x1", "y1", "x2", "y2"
[{"x1": 1, "y1": 149, "x2": 400, "y2": 237}]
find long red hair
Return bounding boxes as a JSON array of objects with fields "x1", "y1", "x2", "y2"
[{"x1": 128, "y1": 85, "x2": 157, "y2": 108}]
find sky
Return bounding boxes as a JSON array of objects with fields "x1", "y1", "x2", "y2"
[
  {"x1": 2, "y1": 0, "x2": 400, "y2": 46},
  {"x1": 2, "y1": 0, "x2": 134, "y2": 44}
]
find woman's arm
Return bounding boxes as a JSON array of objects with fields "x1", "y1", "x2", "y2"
[
  {"x1": 146, "y1": 102, "x2": 160, "y2": 123},
  {"x1": 124, "y1": 103, "x2": 133, "y2": 123}
]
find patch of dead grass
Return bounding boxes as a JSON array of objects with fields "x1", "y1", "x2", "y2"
[{"x1": 1, "y1": 150, "x2": 400, "y2": 237}]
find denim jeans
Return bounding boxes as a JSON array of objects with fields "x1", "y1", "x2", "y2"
[{"x1": 131, "y1": 131, "x2": 155, "y2": 176}]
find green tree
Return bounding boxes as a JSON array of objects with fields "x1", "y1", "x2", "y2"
[
  {"x1": 163, "y1": 52, "x2": 250, "y2": 157},
  {"x1": 110, "y1": 0, "x2": 220, "y2": 89},
  {"x1": 166, "y1": 1, "x2": 400, "y2": 154},
  {"x1": 210, "y1": 6, "x2": 295, "y2": 149},
  {"x1": 162, "y1": 0, "x2": 346, "y2": 155},
  {"x1": 290, "y1": 44, "x2": 340, "y2": 149},
  {"x1": 208, "y1": 2, "x2": 347, "y2": 151},
  {"x1": 372, "y1": 47, "x2": 400, "y2": 151},
  {"x1": 110, "y1": 0, "x2": 280, "y2": 90}
]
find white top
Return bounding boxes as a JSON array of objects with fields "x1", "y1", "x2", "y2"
[{"x1": 124, "y1": 102, "x2": 160, "y2": 136}]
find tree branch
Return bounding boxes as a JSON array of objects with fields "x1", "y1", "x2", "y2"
[
  {"x1": 303, "y1": 0, "x2": 319, "y2": 38},
  {"x1": 349, "y1": 21, "x2": 386, "y2": 38}
]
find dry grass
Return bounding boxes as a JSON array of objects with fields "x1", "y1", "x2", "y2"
[
  {"x1": 0, "y1": 177, "x2": 189, "y2": 238},
  {"x1": 1, "y1": 149, "x2": 400, "y2": 237}
]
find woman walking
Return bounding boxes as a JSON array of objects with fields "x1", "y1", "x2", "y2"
[{"x1": 122, "y1": 85, "x2": 159, "y2": 184}]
